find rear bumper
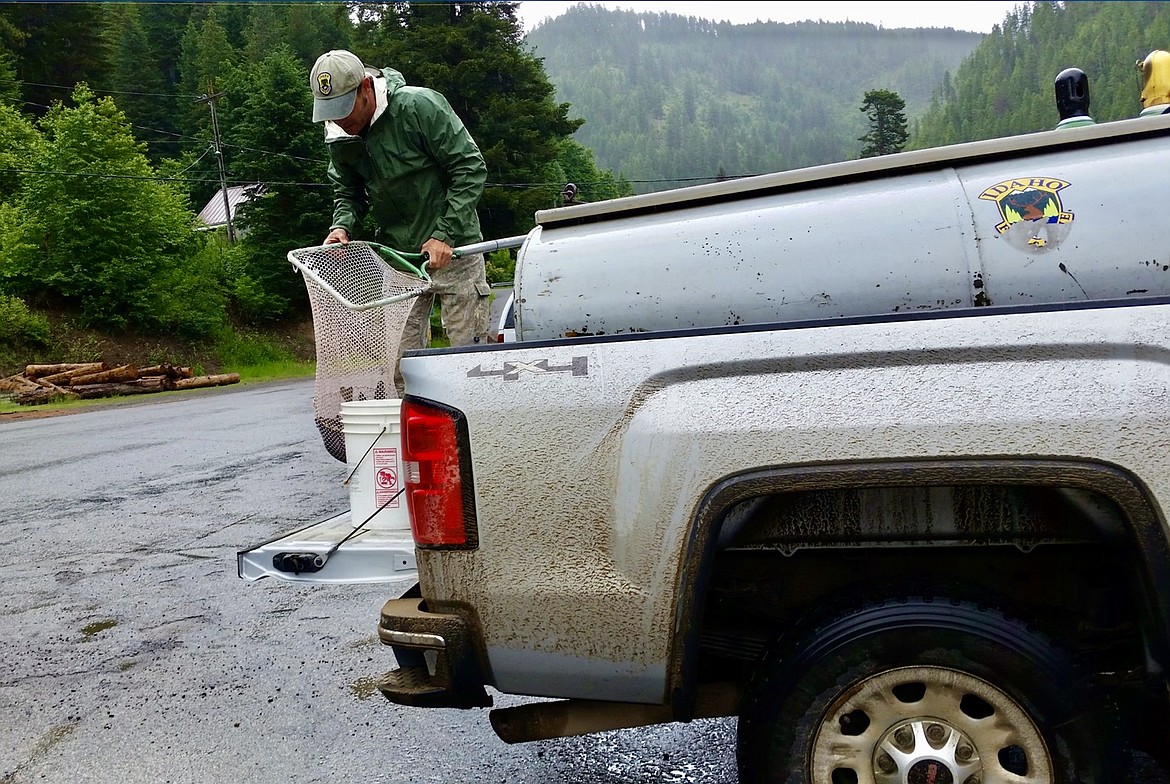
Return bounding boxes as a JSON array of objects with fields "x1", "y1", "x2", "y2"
[{"x1": 376, "y1": 596, "x2": 492, "y2": 709}]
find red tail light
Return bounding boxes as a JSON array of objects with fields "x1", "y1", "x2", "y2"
[{"x1": 401, "y1": 398, "x2": 478, "y2": 549}]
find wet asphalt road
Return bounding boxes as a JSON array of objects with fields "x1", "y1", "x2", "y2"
[{"x1": 0, "y1": 379, "x2": 737, "y2": 783}]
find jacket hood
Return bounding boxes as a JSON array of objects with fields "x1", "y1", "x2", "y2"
[{"x1": 380, "y1": 66, "x2": 406, "y2": 95}]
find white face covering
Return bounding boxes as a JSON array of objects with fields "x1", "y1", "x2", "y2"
[{"x1": 323, "y1": 72, "x2": 389, "y2": 141}]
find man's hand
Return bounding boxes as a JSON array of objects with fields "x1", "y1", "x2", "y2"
[
  {"x1": 324, "y1": 227, "x2": 350, "y2": 245},
  {"x1": 421, "y1": 238, "x2": 454, "y2": 270}
]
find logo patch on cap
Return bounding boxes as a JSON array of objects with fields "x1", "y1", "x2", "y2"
[{"x1": 317, "y1": 72, "x2": 333, "y2": 96}]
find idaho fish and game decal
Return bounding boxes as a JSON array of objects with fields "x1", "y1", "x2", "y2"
[{"x1": 978, "y1": 177, "x2": 1074, "y2": 252}]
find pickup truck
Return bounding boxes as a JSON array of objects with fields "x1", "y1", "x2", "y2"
[{"x1": 244, "y1": 112, "x2": 1170, "y2": 781}]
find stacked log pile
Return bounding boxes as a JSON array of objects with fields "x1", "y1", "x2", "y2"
[{"x1": 0, "y1": 362, "x2": 240, "y2": 405}]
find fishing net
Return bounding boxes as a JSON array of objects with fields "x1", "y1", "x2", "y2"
[{"x1": 287, "y1": 242, "x2": 430, "y2": 463}]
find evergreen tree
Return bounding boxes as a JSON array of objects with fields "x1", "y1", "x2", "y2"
[
  {"x1": 123, "y1": 4, "x2": 202, "y2": 167},
  {"x1": 138, "y1": 3, "x2": 196, "y2": 87},
  {"x1": 178, "y1": 8, "x2": 237, "y2": 136},
  {"x1": 352, "y1": 2, "x2": 583, "y2": 240},
  {"x1": 243, "y1": 4, "x2": 353, "y2": 67},
  {"x1": 177, "y1": 9, "x2": 240, "y2": 209},
  {"x1": 0, "y1": 3, "x2": 110, "y2": 116},
  {"x1": 0, "y1": 14, "x2": 22, "y2": 106},
  {"x1": 104, "y1": 4, "x2": 175, "y2": 163},
  {"x1": 858, "y1": 88, "x2": 909, "y2": 157},
  {"x1": 220, "y1": 47, "x2": 330, "y2": 321},
  {"x1": 526, "y1": 8, "x2": 982, "y2": 190},
  {"x1": 912, "y1": 1, "x2": 1170, "y2": 148}
]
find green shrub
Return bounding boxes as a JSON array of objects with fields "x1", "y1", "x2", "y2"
[
  {"x1": 3, "y1": 87, "x2": 206, "y2": 333},
  {"x1": 202, "y1": 240, "x2": 292, "y2": 325},
  {"x1": 213, "y1": 326, "x2": 295, "y2": 368},
  {"x1": 0, "y1": 293, "x2": 50, "y2": 347},
  {"x1": 484, "y1": 249, "x2": 516, "y2": 285},
  {"x1": 230, "y1": 274, "x2": 290, "y2": 325},
  {"x1": 136, "y1": 238, "x2": 232, "y2": 340}
]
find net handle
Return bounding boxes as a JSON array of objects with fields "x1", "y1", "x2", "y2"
[
  {"x1": 286, "y1": 241, "x2": 433, "y2": 312},
  {"x1": 367, "y1": 243, "x2": 430, "y2": 276}
]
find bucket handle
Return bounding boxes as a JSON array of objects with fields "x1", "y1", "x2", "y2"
[{"x1": 342, "y1": 425, "x2": 387, "y2": 487}]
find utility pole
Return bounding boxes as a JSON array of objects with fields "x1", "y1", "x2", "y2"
[{"x1": 195, "y1": 82, "x2": 235, "y2": 243}]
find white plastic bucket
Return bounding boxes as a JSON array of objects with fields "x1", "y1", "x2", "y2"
[{"x1": 340, "y1": 399, "x2": 410, "y2": 531}]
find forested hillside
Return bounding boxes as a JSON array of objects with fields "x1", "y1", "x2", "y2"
[
  {"x1": 526, "y1": 2, "x2": 1170, "y2": 189},
  {"x1": 525, "y1": 4, "x2": 983, "y2": 191},
  {"x1": 0, "y1": 2, "x2": 629, "y2": 373},
  {"x1": 914, "y1": 1, "x2": 1170, "y2": 146}
]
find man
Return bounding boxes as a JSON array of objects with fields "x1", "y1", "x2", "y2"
[{"x1": 309, "y1": 49, "x2": 492, "y2": 391}]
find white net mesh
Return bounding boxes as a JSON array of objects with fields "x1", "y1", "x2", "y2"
[{"x1": 287, "y1": 242, "x2": 431, "y2": 463}]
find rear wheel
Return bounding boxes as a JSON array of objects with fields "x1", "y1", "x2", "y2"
[{"x1": 736, "y1": 597, "x2": 1124, "y2": 784}]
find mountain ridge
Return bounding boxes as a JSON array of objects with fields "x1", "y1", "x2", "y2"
[{"x1": 524, "y1": 4, "x2": 984, "y2": 192}]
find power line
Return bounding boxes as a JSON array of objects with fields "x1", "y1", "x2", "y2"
[
  {"x1": 222, "y1": 142, "x2": 327, "y2": 164},
  {"x1": 486, "y1": 175, "x2": 753, "y2": 187},
  {"x1": 2, "y1": 77, "x2": 753, "y2": 184},
  {"x1": 32, "y1": 104, "x2": 197, "y2": 147},
  {"x1": 0, "y1": 167, "x2": 330, "y2": 188},
  {"x1": 9, "y1": 81, "x2": 717, "y2": 183},
  {"x1": 0, "y1": 167, "x2": 748, "y2": 189},
  {"x1": 12, "y1": 98, "x2": 329, "y2": 164},
  {"x1": 171, "y1": 145, "x2": 216, "y2": 177},
  {"x1": 0, "y1": 76, "x2": 200, "y2": 100},
  {"x1": 0, "y1": 167, "x2": 226, "y2": 184}
]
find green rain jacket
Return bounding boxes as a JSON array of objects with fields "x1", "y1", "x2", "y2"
[{"x1": 324, "y1": 67, "x2": 487, "y2": 251}]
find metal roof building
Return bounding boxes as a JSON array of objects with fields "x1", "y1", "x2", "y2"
[{"x1": 196, "y1": 184, "x2": 264, "y2": 229}]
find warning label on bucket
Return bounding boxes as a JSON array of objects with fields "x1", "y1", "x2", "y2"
[{"x1": 374, "y1": 447, "x2": 401, "y2": 508}]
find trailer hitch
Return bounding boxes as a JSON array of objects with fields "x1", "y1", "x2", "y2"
[
  {"x1": 272, "y1": 552, "x2": 327, "y2": 574},
  {"x1": 271, "y1": 487, "x2": 406, "y2": 575}
]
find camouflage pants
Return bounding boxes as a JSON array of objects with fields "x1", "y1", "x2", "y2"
[{"x1": 395, "y1": 252, "x2": 491, "y2": 394}]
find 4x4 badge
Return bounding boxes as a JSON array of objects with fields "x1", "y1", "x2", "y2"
[{"x1": 467, "y1": 357, "x2": 588, "y2": 381}]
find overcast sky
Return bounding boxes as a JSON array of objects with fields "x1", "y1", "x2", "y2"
[{"x1": 516, "y1": 1, "x2": 1026, "y2": 34}]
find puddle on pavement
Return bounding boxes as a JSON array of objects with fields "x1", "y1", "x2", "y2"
[
  {"x1": 349, "y1": 677, "x2": 380, "y2": 701},
  {"x1": 81, "y1": 619, "x2": 117, "y2": 636}
]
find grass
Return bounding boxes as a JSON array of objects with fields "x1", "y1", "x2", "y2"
[
  {"x1": 0, "y1": 346, "x2": 318, "y2": 416},
  {"x1": 0, "y1": 357, "x2": 318, "y2": 416},
  {"x1": 227, "y1": 358, "x2": 316, "y2": 383},
  {"x1": 0, "y1": 394, "x2": 115, "y2": 416}
]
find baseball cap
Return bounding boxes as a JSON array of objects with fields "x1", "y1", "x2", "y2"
[{"x1": 310, "y1": 50, "x2": 367, "y2": 123}]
